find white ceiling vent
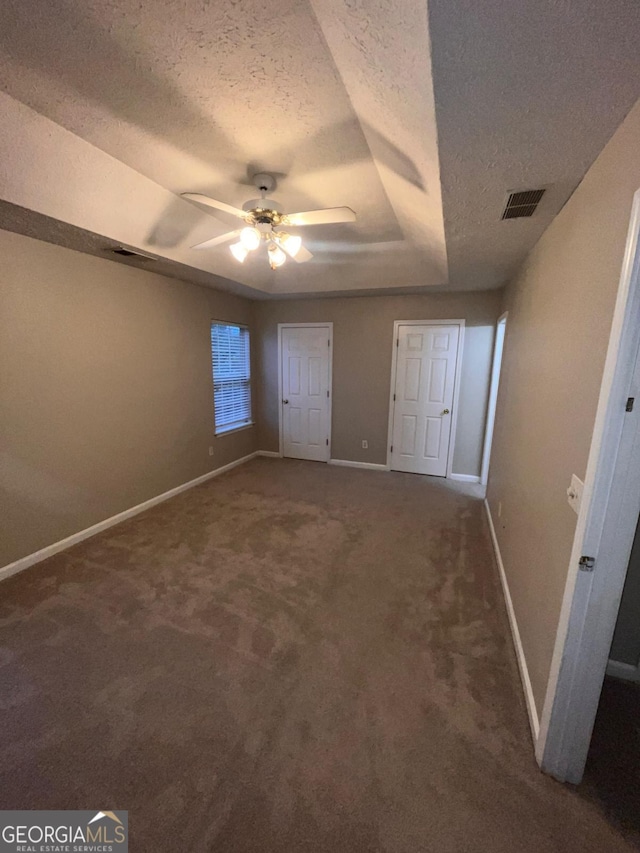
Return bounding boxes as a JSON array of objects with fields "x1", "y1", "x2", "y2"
[{"x1": 501, "y1": 189, "x2": 546, "y2": 220}]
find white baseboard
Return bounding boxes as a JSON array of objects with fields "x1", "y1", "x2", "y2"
[
  {"x1": 327, "y1": 461, "x2": 480, "y2": 478},
  {"x1": 484, "y1": 498, "x2": 540, "y2": 742},
  {"x1": 0, "y1": 451, "x2": 259, "y2": 584},
  {"x1": 606, "y1": 658, "x2": 640, "y2": 682},
  {"x1": 256, "y1": 450, "x2": 281, "y2": 458},
  {"x1": 329, "y1": 459, "x2": 389, "y2": 471}
]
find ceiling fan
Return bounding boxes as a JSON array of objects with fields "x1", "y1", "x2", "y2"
[{"x1": 182, "y1": 173, "x2": 356, "y2": 270}]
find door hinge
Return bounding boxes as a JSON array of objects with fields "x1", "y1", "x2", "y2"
[
  {"x1": 626, "y1": 397, "x2": 635, "y2": 412},
  {"x1": 396, "y1": 338, "x2": 399, "y2": 347},
  {"x1": 390, "y1": 445, "x2": 393, "y2": 453},
  {"x1": 328, "y1": 339, "x2": 330, "y2": 347},
  {"x1": 579, "y1": 555, "x2": 596, "y2": 572},
  {"x1": 326, "y1": 438, "x2": 329, "y2": 446},
  {"x1": 327, "y1": 390, "x2": 330, "y2": 398}
]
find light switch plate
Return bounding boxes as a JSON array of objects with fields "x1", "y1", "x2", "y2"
[{"x1": 567, "y1": 474, "x2": 584, "y2": 515}]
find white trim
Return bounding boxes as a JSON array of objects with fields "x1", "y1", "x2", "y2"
[
  {"x1": 277, "y1": 323, "x2": 333, "y2": 462},
  {"x1": 447, "y1": 323, "x2": 466, "y2": 479},
  {"x1": 256, "y1": 450, "x2": 281, "y2": 458},
  {"x1": 329, "y1": 459, "x2": 389, "y2": 471},
  {"x1": 485, "y1": 499, "x2": 540, "y2": 741},
  {"x1": 386, "y1": 319, "x2": 466, "y2": 479},
  {"x1": 449, "y1": 473, "x2": 481, "y2": 483},
  {"x1": 386, "y1": 331, "x2": 398, "y2": 472},
  {"x1": 538, "y1": 189, "x2": 640, "y2": 783},
  {"x1": 606, "y1": 659, "x2": 640, "y2": 683},
  {"x1": 0, "y1": 451, "x2": 259, "y2": 584},
  {"x1": 481, "y1": 312, "x2": 508, "y2": 487},
  {"x1": 214, "y1": 422, "x2": 255, "y2": 437}
]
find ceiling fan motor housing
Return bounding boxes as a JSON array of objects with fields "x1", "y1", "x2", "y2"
[
  {"x1": 252, "y1": 172, "x2": 276, "y2": 194},
  {"x1": 242, "y1": 197, "x2": 284, "y2": 225}
]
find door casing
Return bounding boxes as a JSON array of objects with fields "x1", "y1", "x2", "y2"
[
  {"x1": 481, "y1": 312, "x2": 508, "y2": 486},
  {"x1": 386, "y1": 319, "x2": 466, "y2": 478},
  {"x1": 278, "y1": 323, "x2": 333, "y2": 460}
]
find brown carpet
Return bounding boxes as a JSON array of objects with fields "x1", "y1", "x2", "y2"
[{"x1": 0, "y1": 458, "x2": 635, "y2": 852}]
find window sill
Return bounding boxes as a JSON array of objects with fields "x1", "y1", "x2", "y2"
[{"x1": 214, "y1": 422, "x2": 255, "y2": 437}]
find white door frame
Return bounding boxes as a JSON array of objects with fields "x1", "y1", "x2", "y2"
[
  {"x1": 480, "y1": 312, "x2": 508, "y2": 486},
  {"x1": 277, "y1": 323, "x2": 333, "y2": 461},
  {"x1": 537, "y1": 189, "x2": 640, "y2": 783},
  {"x1": 386, "y1": 319, "x2": 466, "y2": 478}
]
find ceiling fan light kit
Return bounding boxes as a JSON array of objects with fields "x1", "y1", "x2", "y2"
[{"x1": 182, "y1": 173, "x2": 356, "y2": 271}]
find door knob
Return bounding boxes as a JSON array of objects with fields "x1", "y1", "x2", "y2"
[
  {"x1": 282, "y1": 399, "x2": 289, "y2": 404},
  {"x1": 442, "y1": 408, "x2": 450, "y2": 415}
]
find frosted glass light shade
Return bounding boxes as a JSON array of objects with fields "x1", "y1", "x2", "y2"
[
  {"x1": 280, "y1": 233, "x2": 302, "y2": 258},
  {"x1": 230, "y1": 242, "x2": 248, "y2": 263},
  {"x1": 268, "y1": 243, "x2": 286, "y2": 269},
  {"x1": 240, "y1": 227, "x2": 261, "y2": 251}
]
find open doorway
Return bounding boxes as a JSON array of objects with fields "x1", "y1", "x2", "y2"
[
  {"x1": 579, "y1": 514, "x2": 640, "y2": 842},
  {"x1": 481, "y1": 312, "x2": 508, "y2": 486},
  {"x1": 607, "y1": 516, "x2": 640, "y2": 684}
]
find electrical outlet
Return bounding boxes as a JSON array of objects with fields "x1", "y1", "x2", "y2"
[
  {"x1": 208, "y1": 446, "x2": 214, "y2": 457},
  {"x1": 362, "y1": 440, "x2": 368, "y2": 449},
  {"x1": 567, "y1": 474, "x2": 584, "y2": 515},
  {"x1": 498, "y1": 502, "x2": 502, "y2": 518}
]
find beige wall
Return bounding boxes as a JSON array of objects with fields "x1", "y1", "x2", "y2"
[
  {"x1": 0, "y1": 229, "x2": 256, "y2": 567},
  {"x1": 253, "y1": 292, "x2": 501, "y2": 472},
  {"x1": 487, "y1": 100, "x2": 640, "y2": 715}
]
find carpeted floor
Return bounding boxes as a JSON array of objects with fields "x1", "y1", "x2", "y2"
[{"x1": 0, "y1": 457, "x2": 636, "y2": 851}]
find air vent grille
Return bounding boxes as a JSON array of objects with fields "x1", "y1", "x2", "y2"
[
  {"x1": 501, "y1": 189, "x2": 546, "y2": 220},
  {"x1": 110, "y1": 247, "x2": 155, "y2": 261}
]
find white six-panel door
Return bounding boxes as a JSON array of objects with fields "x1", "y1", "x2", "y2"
[
  {"x1": 280, "y1": 325, "x2": 331, "y2": 462},
  {"x1": 390, "y1": 324, "x2": 460, "y2": 476}
]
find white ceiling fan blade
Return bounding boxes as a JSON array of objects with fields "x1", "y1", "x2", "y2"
[
  {"x1": 181, "y1": 192, "x2": 247, "y2": 220},
  {"x1": 191, "y1": 229, "x2": 241, "y2": 250},
  {"x1": 283, "y1": 207, "x2": 356, "y2": 226}
]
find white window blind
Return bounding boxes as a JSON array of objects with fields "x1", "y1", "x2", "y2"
[{"x1": 211, "y1": 322, "x2": 252, "y2": 434}]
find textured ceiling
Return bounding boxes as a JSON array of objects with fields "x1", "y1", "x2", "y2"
[
  {"x1": 0, "y1": 0, "x2": 445, "y2": 295},
  {"x1": 0, "y1": 0, "x2": 639, "y2": 296},
  {"x1": 429, "y1": 0, "x2": 640, "y2": 290}
]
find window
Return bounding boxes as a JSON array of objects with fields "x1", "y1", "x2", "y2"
[{"x1": 211, "y1": 322, "x2": 252, "y2": 434}]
